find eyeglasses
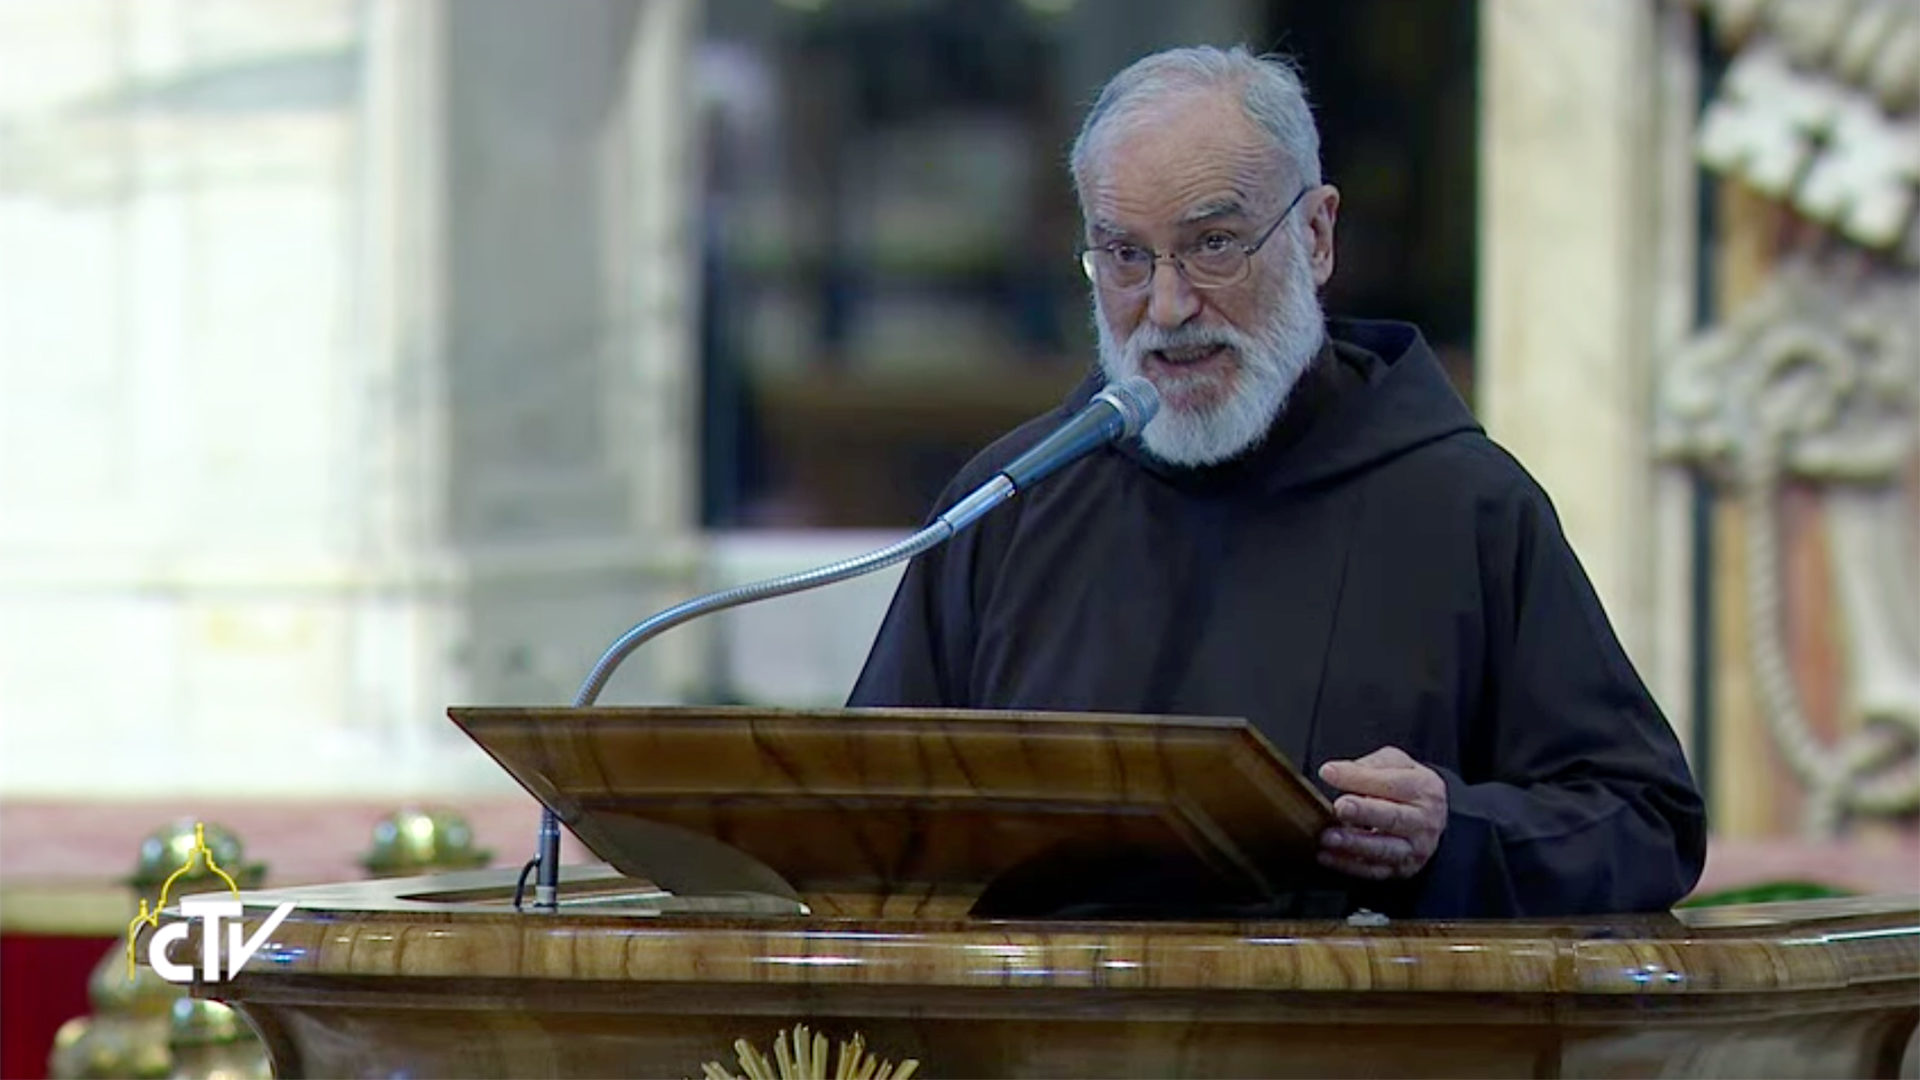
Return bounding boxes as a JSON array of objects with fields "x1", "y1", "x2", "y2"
[{"x1": 1077, "y1": 186, "x2": 1311, "y2": 293}]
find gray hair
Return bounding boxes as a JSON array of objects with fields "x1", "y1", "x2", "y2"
[{"x1": 1069, "y1": 45, "x2": 1322, "y2": 212}]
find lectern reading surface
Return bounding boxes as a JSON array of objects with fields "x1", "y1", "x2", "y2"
[{"x1": 449, "y1": 706, "x2": 1336, "y2": 910}]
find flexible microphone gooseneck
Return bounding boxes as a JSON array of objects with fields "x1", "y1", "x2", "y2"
[{"x1": 518, "y1": 376, "x2": 1159, "y2": 911}]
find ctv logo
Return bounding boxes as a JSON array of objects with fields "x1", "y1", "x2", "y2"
[
  {"x1": 125, "y1": 822, "x2": 296, "y2": 984},
  {"x1": 141, "y1": 896, "x2": 297, "y2": 983}
]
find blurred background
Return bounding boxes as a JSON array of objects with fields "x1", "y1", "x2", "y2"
[{"x1": 0, "y1": 1, "x2": 1913, "y2": 1075}]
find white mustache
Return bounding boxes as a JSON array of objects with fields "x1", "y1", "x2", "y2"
[
  {"x1": 1124, "y1": 325, "x2": 1282, "y2": 380},
  {"x1": 1133, "y1": 328, "x2": 1231, "y2": 352}
]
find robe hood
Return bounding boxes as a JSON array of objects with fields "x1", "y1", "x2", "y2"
[{"x1": 1064, "y1": 318, "x2": 1480, "y2": 494}]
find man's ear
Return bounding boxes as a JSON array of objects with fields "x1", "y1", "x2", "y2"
[{"x1": 1308, "y1": 184, "x2": 1340, "y2": 287}]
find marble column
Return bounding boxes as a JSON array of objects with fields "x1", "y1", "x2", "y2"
[
  {"x1": 1478, "y1": 0, "x2": 1700, "y2": 736},
  {"x1": 439, "y1": 0, "x2": 701, "y2": 712}
]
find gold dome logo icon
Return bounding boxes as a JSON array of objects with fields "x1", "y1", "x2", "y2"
[{"x1": 124, "y1": 823, "x2": 293, "y2": 984}]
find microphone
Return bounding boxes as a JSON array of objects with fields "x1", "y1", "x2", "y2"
[
  {"x1": 518, "y1": 375, "x2": 1158, "y2": 911},
  {"x1": 1004, "y1": 375, "x2": 1160, "y2": 490},
  {"x1": 934, "y1": 375, "x2": 1160, "y2": 534}
]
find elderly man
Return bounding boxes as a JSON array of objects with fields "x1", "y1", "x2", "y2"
[{"x1": 848, "y1": 45, "x2": 1705, "y2": 919}]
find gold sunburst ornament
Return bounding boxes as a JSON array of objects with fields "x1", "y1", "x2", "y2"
[{"x1": 700, "y1": 1025, "x2": 918, "y2": 1080}]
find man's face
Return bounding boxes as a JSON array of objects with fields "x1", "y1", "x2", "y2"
[{"x1": 1081, "y1": 89, "x2": 1337, "y2": 466}]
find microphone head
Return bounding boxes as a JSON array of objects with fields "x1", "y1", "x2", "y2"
[{"x1": 1094, "y1": 375, "x2": 1160, "y2": 438}]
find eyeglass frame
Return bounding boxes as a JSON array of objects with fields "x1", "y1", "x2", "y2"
[{"x1": 1076, "y1": 185, "x2": 1313, "y2": 293}]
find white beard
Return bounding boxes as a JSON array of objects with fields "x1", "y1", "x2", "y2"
[{"x1": 1095, "y1": 236, "x2": 1326, "y2": 467}]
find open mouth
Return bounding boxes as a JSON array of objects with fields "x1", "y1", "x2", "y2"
[{"x1": 1137, "y1": 342, "x2": 1239, "y2": 412}]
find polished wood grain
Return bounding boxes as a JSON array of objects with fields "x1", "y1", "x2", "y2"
[
  {"x1": 198, "y1": 872, "x2": 1918, "y2": 995},
  {"x1": 449, "y1": 707, "x2": 1336, "y2": 901},
  {"x1": 182, "y1": 874, "x2": 1920, "y2": 1078}
]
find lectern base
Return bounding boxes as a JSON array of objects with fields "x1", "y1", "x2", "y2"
[
  {"x1": 234, "y1": 982, "x2": 1918, "y2": 1079},
  {"x1": 185, "y1": 873, "x2": 1919, "y2": 1079}
]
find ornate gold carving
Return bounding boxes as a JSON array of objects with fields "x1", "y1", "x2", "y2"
[{"x1": 700, "y1": 1025, "x2": 918, "y2": 1080}]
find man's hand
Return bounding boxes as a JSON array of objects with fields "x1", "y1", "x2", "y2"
[{"x1": 1316, "y1": 746, "x2": 1448, "y2": 880}]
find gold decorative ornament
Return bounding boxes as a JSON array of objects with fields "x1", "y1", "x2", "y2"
[
  {"x1": 359, "y1": 806, "x2": 493, "y2": 877},
  {"x1": 49, "y1": 821, "x2": 270, "y2": 1080},
  {"x1": 700, "y1": 1025, "x2": 919, "y2": 1080},
  {"x1": 128, "y1": 821, "x2": 263, "y2": 892},
  {"x1": 165, "y1": 998, "x2": 270, "y2": 1080},
  {"x1": 47, "y1": 965, "x2": 172, "y2": 1080}
]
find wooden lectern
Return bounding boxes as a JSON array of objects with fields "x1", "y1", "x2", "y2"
[{"x1": 188, "y1": 707, "x2": 1920, "y2": 1078}]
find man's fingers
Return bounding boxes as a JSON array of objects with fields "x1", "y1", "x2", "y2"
[
  {"x1": 1317, "y1": 849, "x2": 1395, "y2": 880},
  {"x1": 1315, "y1": 751, "x2": 1448, "y2": 881},
  {"x1": 1348, "y1": 745, "x2": 1416, "y2": 770},
  {"x1": 1319, "y1": 760, "x2": 1430, "y2": 803},
  {"x1": 1319, "y1": 827, "x2": 1413, "y2": 864},
  {"x1": 1334, "y1": 794, "x2": 1428, "y2": 837}
]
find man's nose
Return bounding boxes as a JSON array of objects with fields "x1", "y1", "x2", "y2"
[{"x1": 1145, "y1": 256, "x2": 1201, "y2": 328}]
